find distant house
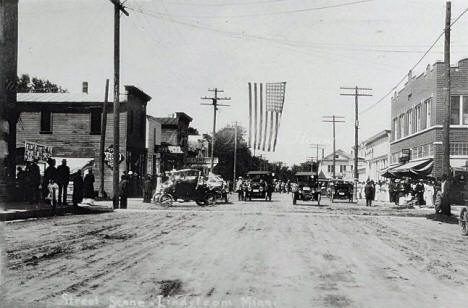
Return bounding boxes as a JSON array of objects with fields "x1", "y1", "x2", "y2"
[
  {"x1": 319, "y1": 149, "x2": 356, "y2": 180},
  {"x1": 16, "y1": 85, "x2": 152, "y2": 196}
]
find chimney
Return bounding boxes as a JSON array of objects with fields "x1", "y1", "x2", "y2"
[{"x1": 82, "y1": 81, "x2": 88, "y2": 94}]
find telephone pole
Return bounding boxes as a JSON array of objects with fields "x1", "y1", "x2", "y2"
[
  {"x1": 340, "y1": 86, "x2": 372, "y2": 198},
  {"x1": 201, "y1": 88, "x2": 231, "y2": 173},
  {"x1": 310, "y1": 143, "x2": 325, "y2": 172},
  {"x1": 233, "y1": 121, "x2": 238, "y2": 186},
  {"x1": 0, "y1": 0, "x2": 18, "y2": 201},
  {"x1": 322, "y1": 116, "x2": 345, "y2": 179},
  {"x1": 108, "y1": 0, "x2": 129, "y2": 209},
  {"x1": 442, "y1": 1, "x2": 451, "y2": 177},
  {"x1": 99, "y1": 79, "x2": 110, "y2": 199}
]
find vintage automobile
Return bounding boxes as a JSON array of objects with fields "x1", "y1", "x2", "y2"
[
  {"x1": 206, "y1": 173, "x2": 230, "y2": 203},
  {"x1": 152, "y1": 169, "x2": 216, "y2": 207},
  {"x1": 246, "y1": 171, "x2": 273, "y2": 201},
  {"x1": 330, "y1": 180, "x2": 354, "y2": 203},
  {"x1": 292, "y1": 171, "x2": 321, "y2": 205}
]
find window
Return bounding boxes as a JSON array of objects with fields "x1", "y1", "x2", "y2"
[
  {"x1": 425, "y1": 98, "x2": 432, "y2": 128},
  {"x1": 408, "y1": 109, "x2": 413, "y2": 135},
  {"x1": 421, "y1": 103, "x2": 427, "y2": 130},
  {"x1": 451, "y1": 96, "x2": 460, "y2": 125},
  {"x1": 450, "y1": 143, "x2": 468, "y2": 156},
  {"x1": 90, "y1": 109, "x2": 101, "y2": 134},
  {"x1": 463, "y1": 96, "x2": 468, "y2": 125},
  {"x1": 40, "y1": 111, "x2": 52, "y2": 133},
  {"x1": 399, "y1": 115, "x2": 404, "y2": 139},
  {"x1": 153, "y1": 127, "x2": 157, "y2": 146},
  {"x1": 415, "y1": 104, "x2": 421, "y2": 131},
  {"x1": 392, "y1": 118, "x2": 397, "y2": 141},
  {"x1": 340, "y1": 165, "x2": 346, "y2": 172}
]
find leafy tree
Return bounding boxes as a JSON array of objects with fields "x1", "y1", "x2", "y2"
[{"x1": 16, "y1": 74, "x2": 67, "y2": 93}]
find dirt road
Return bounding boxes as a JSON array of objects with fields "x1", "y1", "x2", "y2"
[{"x1": 2, "y1": 194, "x2": 468, "y2": 307}]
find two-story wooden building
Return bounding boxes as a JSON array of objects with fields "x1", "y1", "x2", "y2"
[{"x1": 16, "y1": 85, "x2": 151, "y2": 197}]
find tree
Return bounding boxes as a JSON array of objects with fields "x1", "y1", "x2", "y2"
[
  {"x1": 16, "y1": 74, "x2": 67, "y2": 93},
  {"x1": 188, "y1": 127, "x2": 199, "y2": 135}
]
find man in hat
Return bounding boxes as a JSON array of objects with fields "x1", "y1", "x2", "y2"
[
  {"x1": 236, "y1": 176, "x2": 243, "y2": 201},
  {"x1": 28, "y1": 159, "x2": 41, "y2": 204},
  {"x1": 56, "y1": 159, "x2": 70, "y2": 206}
]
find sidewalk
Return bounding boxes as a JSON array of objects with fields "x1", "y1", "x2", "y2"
[{"x1": 2, "y1": 201, "x2": 80, "y2": 222}]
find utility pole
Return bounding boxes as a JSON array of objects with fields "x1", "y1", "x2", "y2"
[
  {"x1": 340, "y1": 86, "x2": 372, "y2": 198},
  {"x1": 0, "y1": 0, "x2": 18, "y2": 201},
  {"x1": 201, "y1": 88, "x2": 231, "y2": 173},
  {"x1": 108, "y1": 0, "x2": 129, "y2": 209},
  {"x1": 442, "y1": 1, "x2": 451, "y2": 177},
  {"x1": 310, "y1": 143, "x2": 325, "y2": 173},
  {"x1": 99, "y1": 79, "x2": 110, "y2": 199},
  {"x1": 322, "y1": 116, "x2": 345, "y2": 179},
  {"x1": 233, "y1": 121, "x2": 238, "y2": 186}
]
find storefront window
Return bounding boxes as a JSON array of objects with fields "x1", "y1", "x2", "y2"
[
  {"x1": 463, "y1": 96, "x2": 468, "y2": 125},
  {"x1": 451, "y1": 96, "x2": 460, "y2": 125}
]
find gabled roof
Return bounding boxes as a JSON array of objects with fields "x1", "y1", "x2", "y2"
[
  {"x1": 154, "y1": 117, "x2": 179, "y2": 126},
  {"x1": 322, "y1": 149, "x2": 352, "y2": 161},
  {"x1": 361, "y1": 129, "x2": 391, "y2": 146}
]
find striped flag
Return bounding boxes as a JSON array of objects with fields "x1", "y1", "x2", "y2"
[{"x1": 248, "y1": 82, "x2": 286, "y2": 152}]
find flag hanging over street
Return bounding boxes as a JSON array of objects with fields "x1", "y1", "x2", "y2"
[{"x1": 248, "y1": 82, "x2": 286, "y2": 152}]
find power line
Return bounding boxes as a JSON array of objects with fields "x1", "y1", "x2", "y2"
[
  {"x1": 128, "y1": 0, "x2": 373, "y2": 19},
  {"x1": 154, "y1": 0, "x2": 290, "y2": 7},
  {"x1": 360, "y1": 6, "x2": 468, "y2": 115}
]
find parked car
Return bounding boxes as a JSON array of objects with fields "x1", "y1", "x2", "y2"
[
  {"x1": 330, "y1": 180, "x2": 354, "y2": 203},
  {"x1": 152, "y1": 169, "x2": 215, "y2": 207},
  {"x1": 292, "y1": 171, "x2": 321, "y2": 205},
  {"x1": 246, "y1": 171, "x2": 273, "y2": 201}
]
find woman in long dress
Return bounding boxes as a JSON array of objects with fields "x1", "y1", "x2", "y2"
[
  {"x1": 83, "y1": 168, "x2": 95, "y2": 199},
  {"x1": 424, "y1": 181, "x2": 434, "y2": 207}
]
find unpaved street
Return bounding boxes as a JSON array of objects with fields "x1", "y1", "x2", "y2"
[{"x1": 3, "y1": 194, "x2": 468, "y2": 308}]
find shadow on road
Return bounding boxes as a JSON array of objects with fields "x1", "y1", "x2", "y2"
[{"x1": 425, "y1": 213, "x2": 459, "y2": 225}]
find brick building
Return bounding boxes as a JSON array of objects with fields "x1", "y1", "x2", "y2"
[
  {"x1": 16, "y1": 85, "x2": 151, "y2": 196},
  {"x1": 390, "y1": 58, "x2": 468, "y2": 178}
]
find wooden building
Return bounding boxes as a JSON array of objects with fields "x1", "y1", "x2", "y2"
[{"x1": 16, "y1": 85, "x2": 151, "y2": 197}]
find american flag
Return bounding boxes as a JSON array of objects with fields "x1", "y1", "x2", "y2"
[{"x1": 248, "y1": 82, "x2": 286, "y2": 152}]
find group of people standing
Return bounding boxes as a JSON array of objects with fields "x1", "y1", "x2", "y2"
[
  {"x1": 234, "y1": 177, "x2": 273, "y2": 201},
  {"x1": 358, "y1": 176, "x2": 450, "y2": 215},
  {"x1": 15, "y1": 158, "x2": 95, "y2": 208}
]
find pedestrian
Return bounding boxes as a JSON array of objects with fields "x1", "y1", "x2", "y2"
[
  {"x1": 424, "y1": 180, "x2": 434, "y2": 207},
  {"x1": 388, "y1": 179, "x2": 395, "y2": 203},
  {"x1": 119, "y1": 174, "x2": 130, "y2": 209},
  {"x1": 56, "y1": 159, "x2": 70, "y2": 206},
  {"x1": 414, "y1": 179, "x2": 425, "y2": 206},
  {"x1": 16, "y1": 166, "x2": 27, "y2": 201},
  {"x1": 43, "y1": 158, "x2": 57, "y2": 200},
  {"x1": 364, "y1": 180, "x2": 375, "y2": 207},
  {"x1": 83, "y1": 168, "x2": 95, "y2": 200},
  {"x1": 28, "y1": 159, "x2": 41, "y2": 204},
  {"x1": 236, "y1": 177, "x2": 243, "y2": 201},
  {"x1": 439, "y1": 174, "x2": 451, "y2": 215},
  {"x1": 72, "y1": 170, "x2": 84, "y2": 207},
  {"x1": 143, "y1": 174, "x2": 152, "y2": 203},
  {"x1": 46, "y1": 179, "x2": 59, "y2": 210}
]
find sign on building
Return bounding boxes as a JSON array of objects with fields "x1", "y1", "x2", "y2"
[
  {"x1": 104, "y1": 145, "x2": 125, "y2": 168},
  {"x1": 24, "y1": 141, "x2": 53, "y2": 162}
]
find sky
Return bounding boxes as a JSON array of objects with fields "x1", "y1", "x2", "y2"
[{"x1": 17, "y1": 0, "x2": 468, "y2": 165}]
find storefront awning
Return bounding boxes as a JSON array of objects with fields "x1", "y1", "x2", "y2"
[{"x1": 390, "y1": 158, "x2": 433, "y2": 178}]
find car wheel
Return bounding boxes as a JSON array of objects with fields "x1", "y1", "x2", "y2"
[
  {"x1": 205, "y1": 194, "x2": 216, "y2": 206},
  {"x1": 196, "y1": 200, "x2": 206, "y2": 207},
  {"x1": 460, "y1": 207, "x2": 468, "y2": 236},
  {"x1": 159, "y1": 194, "x2": 173, "y2": 208}
]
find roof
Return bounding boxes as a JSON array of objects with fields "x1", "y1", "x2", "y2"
[
  {"x1": 322, "y1": 149, "x2": 352, "y2": 161},
  {"x1": 17, "y1": 92, "x2": 108, "y2": 103},
  {"x1": 154, "y1": 117, "x2": 179, "y2": 126},
  {"x1": 247, "y1": 171, "x2": 272, "y2": 175},
  {"x1": 362, "y1": 130, "x2": 391, "y2": 146},
  {"x1": 125, "y1": 85, "x2": 152, "y2": 102},
  {"x1": 295, "y1": 171, "x2": 317, "y2": 176}
]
